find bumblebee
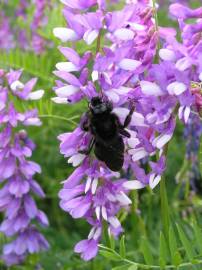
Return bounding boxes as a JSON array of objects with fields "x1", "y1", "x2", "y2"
[{"x1": 80, "y1": 97, "x2": 134, "y2": 171}]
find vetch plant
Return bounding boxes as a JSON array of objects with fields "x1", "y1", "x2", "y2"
[
  {"x1": 0, "y1": 69, "x2": 49, "y2": 266},
  {"x1": 53, "y1": 0, "x2": 202, "y2": 265}
]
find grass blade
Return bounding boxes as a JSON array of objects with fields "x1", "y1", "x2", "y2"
[{"x1": 176, "y1": 223, "x2": 195, "y2": 261}]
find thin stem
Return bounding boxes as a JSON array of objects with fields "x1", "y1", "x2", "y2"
[
  {"x1": 39, "y1": 114, "x2": 79, "y2": 125},
  {"x1": 152, "y1": 0, "x2": 159, "y2": 32},
  {"x1": 152, "y1": 0, "x2": 160, "y2": 52},
  {"x1": 99, "y1": 245, "x2": 202, "y2": 269},
  {"x1": 96, "y1": 30, "x2": 102, "y2": 53},
  {"x1": 160, "y1": 177, "x2": 170, "y2": 241}
]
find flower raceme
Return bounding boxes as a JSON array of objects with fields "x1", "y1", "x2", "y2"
[
  {"x1": 0, "y1": 0, "x2": 51, "y2": 54},
  {"x1": 53, "y1": 0, "x2": 202, "y2": 261},
  {"x1": 0, "y1": 69, "x2": 49, "y2": 266}
]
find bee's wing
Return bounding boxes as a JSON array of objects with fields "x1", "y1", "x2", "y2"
[{"x1": 94, "y1": 136, "x2": 124, "y2": 172}]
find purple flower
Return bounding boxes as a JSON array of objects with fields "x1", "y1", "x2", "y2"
[
  {"x1": 30, "y1": 0, "x2": 49, "y2": 54},
  {"x1": 0, "y1": 70, "x2": 49, "y2": 266},
  {"x1": 0, "y1": 11, "x2": 14, "y2": 50},
  {"x1": 74, "y1": 238, "x2": 99, "y2": 261},
  {"x1": 54, "y1": 0, "x2": 202, "y2": 262},
  {"x1": 1, "y1": 0, "x2": 51, "y2": 54}
]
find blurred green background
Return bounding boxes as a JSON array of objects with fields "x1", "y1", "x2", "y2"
[{"x1": 0, "y1": 0, "x2": 202, "y2": 269}]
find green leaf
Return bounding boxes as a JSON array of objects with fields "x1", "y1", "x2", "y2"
[
  {"x1": 176, "y1": 223, "x2": 195, "y2": 261},
  {"x1": 160, "y1": 178, "x2": 170, "y2": 241},
  {"x1": 169, "y1": 226, "x2": 182, "y2": 266},
  {"x1": 192, "y1": 219, "x2": 202, "y2": 254},
  {"x1": 159, "y1": 232, "x2": 167, "y2": 269},
  {"x1": 112, "y1": 264, "x2": 131, "y2": 270},
  {"x1": 0, "y1": 49, "x2": 54, "y2": 85},
  {"x1": 99, "y1": 250, "x2": 121, "y2": 261},
  {"x1": 140, "y1": 236, "x2": 154, "y2": 265},
  {"x1": 110, "y1": 234, "x2": 115, "y2": 250},
  {"x1": 128, "y1": 265, "x2": 138, "y2": 270},
  {"x1": 120, "y1": 235, "x2": 126, "y2": 258}
]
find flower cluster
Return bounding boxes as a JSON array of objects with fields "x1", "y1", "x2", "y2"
[
  {"x1": 31, "y1": 0, "x2": 50, "y2": 54},
  {"x1": 183, "y1": 114, "x2": 202, "y2": 193},
  {"x1": 0, "y1": 69, "x2": 49, "y2": 266},
  {"x1": 0, "y1": 11, "x2": 14, "y2": 50},
  {"x1": 0, "y1": 0, "x2": 50, "y2": 54},
  {"x1": 53, "y1": 0, "x2": 202, "y2": 261}
]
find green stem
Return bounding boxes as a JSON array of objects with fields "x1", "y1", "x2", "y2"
[
  {"x1": 39, "y1": 114, "x2": 79, "y2": 125},
  {"x1": 160, "y1": 177, "x2": 170, "y2": 241},
  {"x1": 96, "y1": 30, "x2": 102, "y2": 54},
  {"x1": 152, "y1": 0, "x2": 159, "y2": 32},
  {"x1": 152, "y1": 0, "x2": 160, "y2": 52},
  {"x1": 99, "y1": 245, "x2": 202, "y2": 269}
]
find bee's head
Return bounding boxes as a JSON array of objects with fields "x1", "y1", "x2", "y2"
[{"x1": 89, "y1": 97, "x2": 112, "y2": 115}]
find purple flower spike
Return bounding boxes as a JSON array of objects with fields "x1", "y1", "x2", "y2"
[
  {"x1": 0, "y1": 70, "x2": 49, "y2": 266},
  {"x1": 54, "y1": 0, "x2": 202, "y2": 262}
]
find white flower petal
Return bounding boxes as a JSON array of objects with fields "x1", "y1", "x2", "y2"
[
  {"x1": 123, "y1": 180, "x2": 146, "y2": 190},
  {"x1": 127, "y1": 22, "x2": 146, "y2": 31},
  {"x1": 10, "y1": 80, "x2": 24, "y2": 92},
  {"x1": 159, "y1": 48, "x2": 176, "y2": 61},
  {"x1": 131, "y1": 112, "x2": 147, "y2": 127},
  {"x1": 28, "y1": 90, "x2": 44, "y2": 100},
  {"x1": 146, "y1": 112, "x2": 157, "y2": 124},
  {"x1": 155, "y1": 108, "x2": 173, "y2": 125},
  {"x1": 113, "y1": 86, "x2": 132, "y2": 95},
  {"x1": 85, "y1": 177, "x2": 92, "y2": 193},
  {"x1": 88, "y1": 227, "x2": 96, "y2": 239},
  {"x1": 128, "y1": 138, "x2": 140, "y2": 148},
  {"x1": 106, "y1": 193, "x2": 117, "y2": 202},
  {"x1": 106, "y1": 91, "x2": 120, "y2": 103},
  {"x1": 149, "y1": 173, "x2": 161, "y2": 189},
  {"x1": 199, "y1": 72, "x2": 202, "y2": 81},
  {"x1": 131, "y1": 147, "x2": 148, "y2": 161},
  {"x1": 152, "y1": 133, "x2": 172, "y2": 149},
  {"x1": 167, "y1": 82, "x2": 186, "y2": 96},
  {"x1": 114, "y1": 28, "x2": 135, "y2": 41},
  {"x1": 101, "y1": 206, "x2": 108, "y2": 221},
  {"x1": 68, "y1": 153, "x2": 85, "y2": 167},
  {"x1": 103, "y1": 72, "x2": 112, "y2": 85},
  {"x1": 119, "y1": 58, "x2": 141, "y2": 71},
  {"x1": 175, "y1": 57, "x2": 192, "y2": 71},
  {"x1": 92, "y1": 70, "x2": 99, "y2": 82},
  {"x1": 53, "y1": 27, "x2": 79, "y2": 42},
  {"x1": 184, "y1": 106, "x2": 190, "y2": 123},
  {"x1": 91, "y1": 178, "x2": 98, "y2": 194},
  {"x1": 95, "y1": 206, "x2": 100, "y2": 220},
  {"x1": 178, "y1": 106, "x2": 184, "y2": 119},
  {"x1": 0, "y1": 102, "x2": 5, "y2": 111},
  {"x1": 108, "y1": 216, "x2": 120, "y2": 229},
  {"x1": 113, "y1": 108, "x2": 129, "y2": 120},
  {"x1": 93, "y1": 227, "x2": 102, "y2": 240},
  {"x1": 83, "y1": 29, "x2": 99, "y2": 45},
  {"x1": 116, "y1": 191, "x2": 132, "y2": 205},
  {"x1": 56, "y1": 85, "x2": 80, "y2": 97},
  {"x1": 51, "y1": 97, "x2": 68, "y2": 104},
  {"x1": 56, "y1": 62, "x2": 79, "y2": 72},
  {"x1": 24, "y1": 118, "x2": 42, "y2": 126},
  {"x1": 140, "y1": 81, "x2": 164, "y2": 96}
]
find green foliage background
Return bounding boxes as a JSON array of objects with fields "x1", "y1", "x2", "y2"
[{"x1": 0, "y1": 1, "x2": 202, "y2": 269}]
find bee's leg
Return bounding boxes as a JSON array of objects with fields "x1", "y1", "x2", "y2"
[
  {"x1": 119, "y1": 129, "x2": 131, "y2": 138},
  {"x1": 123, "y1": 105, "x2": 135, "y2": 128},
  {"x1": 78, "y1": 138, "x2": 95, "y2": 155},
  {"x1": 80, "y1": 112, "x2": 90, "y2": 131}
]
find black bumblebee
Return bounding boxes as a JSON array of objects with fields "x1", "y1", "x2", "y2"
[{"x1": 80, "y1": 97, "x2": 134, "y2": 171}]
